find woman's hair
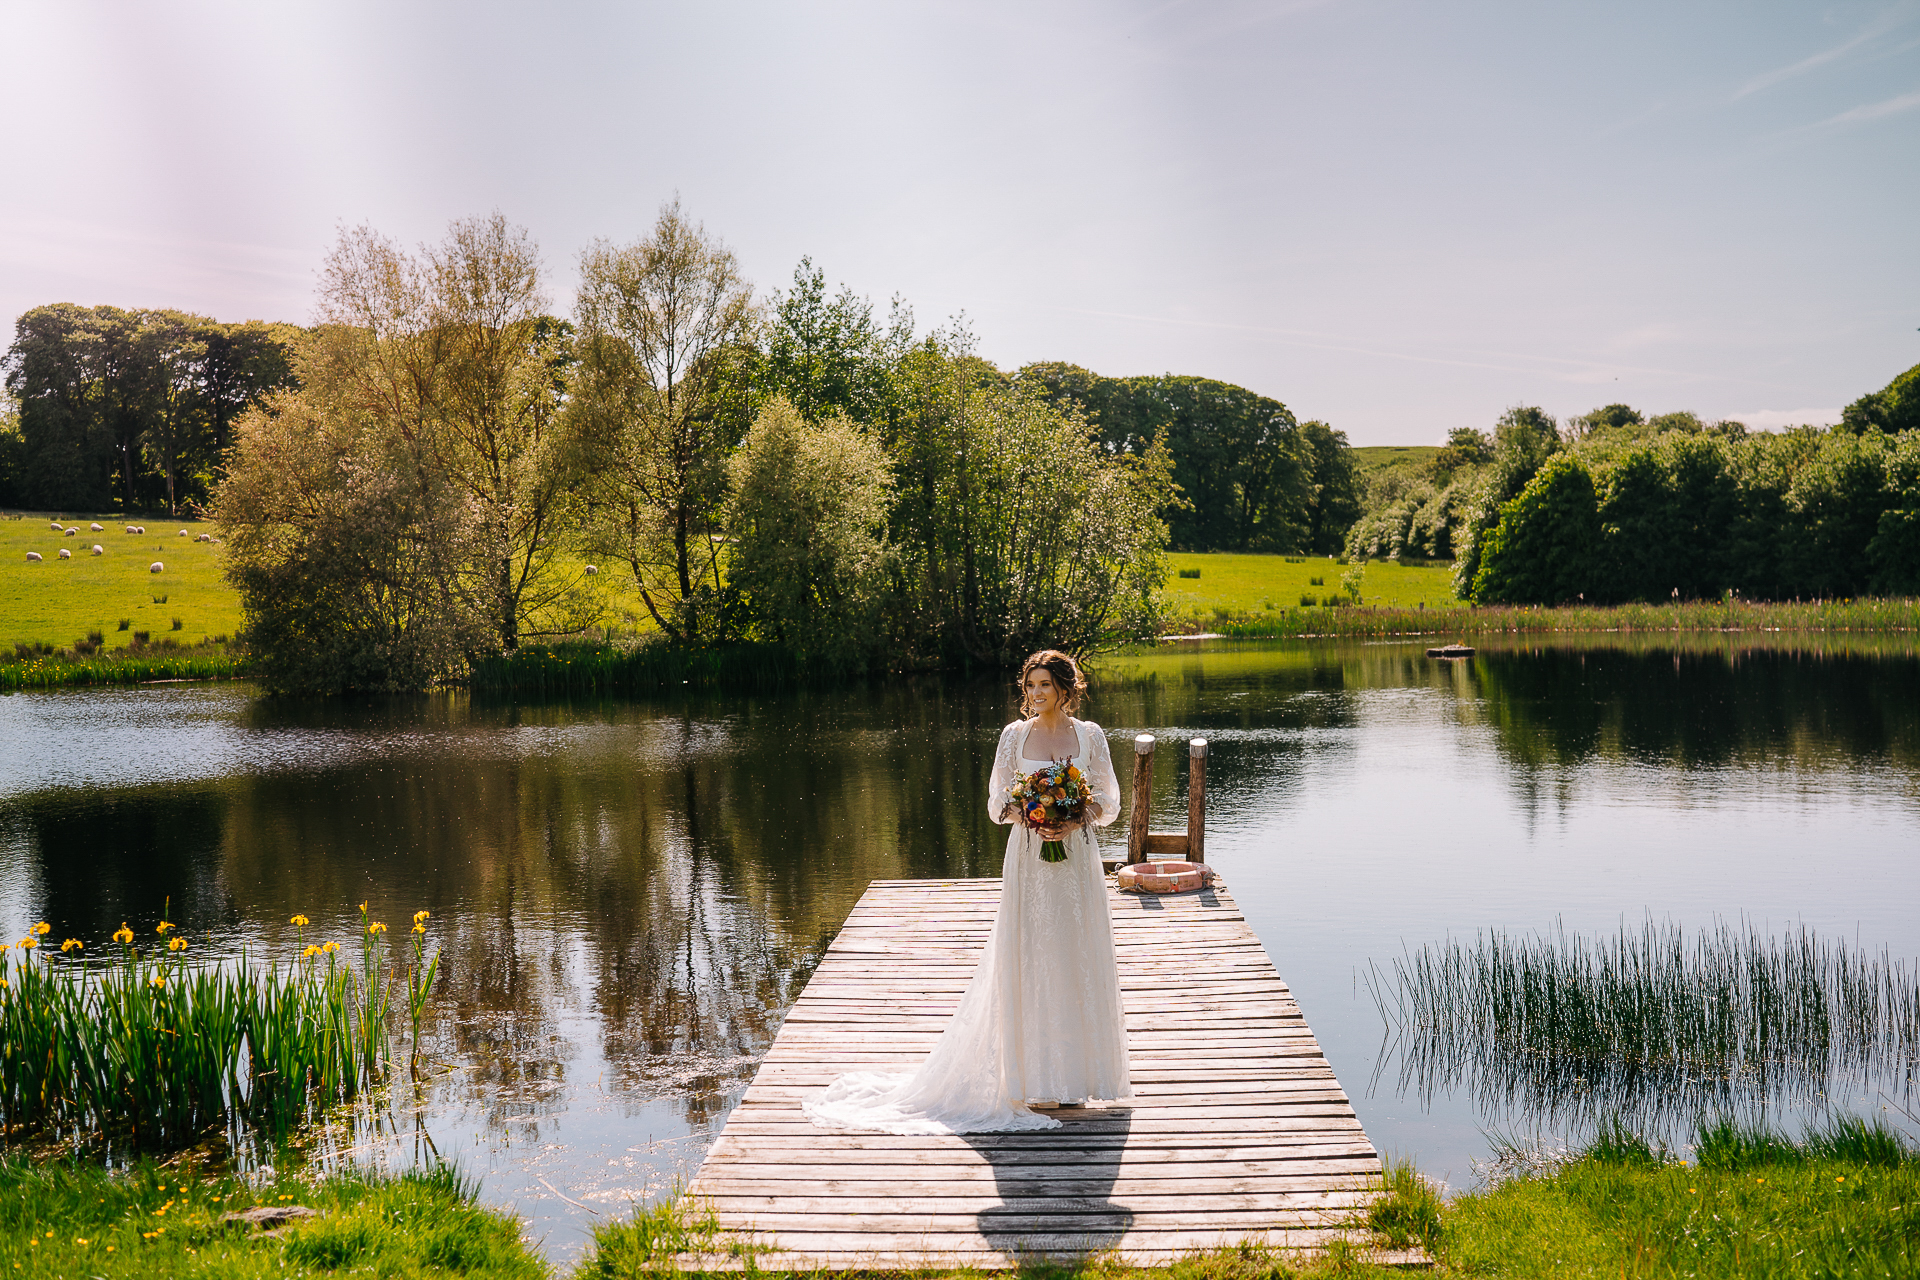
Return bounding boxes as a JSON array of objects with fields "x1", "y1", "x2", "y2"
[{"x1": 1017, "y1": 649, "x2": 1087, "y2": 716}]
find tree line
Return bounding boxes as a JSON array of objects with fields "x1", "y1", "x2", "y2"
[
  {"x1": 1430, "y1": 395, "x2": 1920, "y2": 605},
  {"x1": 209, "y1": 207, "x2": 1188, "y2": 692},
  {"x1": 0, "y1": 306, "x2": 296, "y2": 515}
]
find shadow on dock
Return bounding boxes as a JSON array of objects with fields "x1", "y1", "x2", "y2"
[{"x1": 971, "y1": 1105, "x2": 1136, "y2": 1256}]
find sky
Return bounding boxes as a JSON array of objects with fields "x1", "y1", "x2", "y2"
[{"x1": 2, "y1": 0, "x2": 1916, "y2": 445}]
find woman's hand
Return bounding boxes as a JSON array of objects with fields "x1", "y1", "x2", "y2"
[{"x1": 1033, "y1": 817, "x2": 1082, "y2": 840}]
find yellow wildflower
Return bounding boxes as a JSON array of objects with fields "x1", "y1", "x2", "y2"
[
  {"x1": 302, "y1": 944, "x2": 321, "y2": 959},
  {"x1": 149, "y1": 974, "x2": 165, "y2": 989},
  {"x1": 59, "y1": 938, "x2": 82, "y2": 952},
  {"x1": 412, "y1": 923, "x2": 426, "y2": 935},
  {"x1": 290, "y1": 914, "x2": 310, "y2": 928},
  {"x1": 18, "y1": 937, "x2": 36, "y2": 951},
  {"x1": 321, "y1": 940, "x2": 340, "y2": 954},
  {"x1": 368, "y1": 921, "x2": 387, "y2": 935},
  {"x1": 156, "y1": 921, "x2": 174, "y2": 935},
  {"x1": 113, "y1": 924, "x2": 134, "y2": 944},
  {"x1": 167, "y1": 936, "x2": 188, "y2": 952},
  {"x1": 413, "y1": 910, "x2": 430, "y2": 924},
  {"x1": 32, "y1": 922, "x2": 49, "y2": 936}
]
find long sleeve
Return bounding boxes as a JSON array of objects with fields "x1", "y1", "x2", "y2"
[
  {"x1": 1079, "y1": 720, "x2": 1122, "y2": 828},
  {"x1": 987, "y1": 721, "x2": 1023, "y2": 824}
]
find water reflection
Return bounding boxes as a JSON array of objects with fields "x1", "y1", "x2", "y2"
[{"x1": 1, "y1": 635, "x2": 1917, "y2": 1249}]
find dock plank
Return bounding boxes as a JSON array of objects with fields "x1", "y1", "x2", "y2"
[{"x1": 680, "y1": 879, "x2": 1409, "y2": 1270}]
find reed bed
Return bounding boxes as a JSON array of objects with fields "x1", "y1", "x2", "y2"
[
  {"x1": 0, "y1": 905, "x2": 438, "y2": 1151},
  {"x1": 1369, "y1": 919, "x2": 1920, "y2": 1131},
  {"x1": 0, "y1": 644, "x2": 248, "y2": 690},
  {"x1": 1176, "y1": 595, "x2": 1920, "y2": 640},
  {"x1": 468, "y1": 639, "x2": 827, "y2": 698}
]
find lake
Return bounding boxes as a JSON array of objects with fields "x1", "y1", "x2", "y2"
[{"x1": 3, "y1": 635, "x2": 1918, "y2": 1258}]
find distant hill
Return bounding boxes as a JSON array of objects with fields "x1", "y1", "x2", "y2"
[{"x1": 1352, "y1": 445, "x2": 1441, "y2": 474}]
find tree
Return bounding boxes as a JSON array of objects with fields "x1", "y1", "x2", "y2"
[
  {"x1": 303, "y1": 215, "x2": 587, "y2": 651},
  {"x1": 137, "y1": 310, "x2": 210, "y2": 517},
  {"x1": 1470, "y1": 454, "x2": 1600, "y2": 604},
  {"x1": 573, "y1": 200, "x2": 756, "y2": 643},
  {"x1": 1297, "y1": 420, "x2": 1363, "y2": 554},
  {"x1": 760, "y1": 259, "x2": 910, "y2": 425},
  {"x1": 1842, "y1": 361, "x2": 1920, "y2": 435},
  {"x1": 1452, "y1": 406, "x2": 1561, "y2": 595},
  {"x1": 725, "y1": 397, "x2": 893, "y2": 664}
]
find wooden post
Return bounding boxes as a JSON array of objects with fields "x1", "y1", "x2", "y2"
[
  {"x1": 1187, "y1": 738, "x2": 1207, "y2": 864},
  {"x1": 1128, "y1": 734, "x2": 1154, "y2": 864}
]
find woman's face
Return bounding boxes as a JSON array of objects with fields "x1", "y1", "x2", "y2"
[{"x1": 1024, "y1": 669, "x2": 1059, "y2": 714}]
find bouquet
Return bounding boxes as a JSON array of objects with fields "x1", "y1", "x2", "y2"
[{"x1": 1010, "y1": 761, "x2": 1092, "y2": 863}]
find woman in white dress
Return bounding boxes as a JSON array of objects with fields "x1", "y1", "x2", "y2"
[{"x1": 804, "y1": 649, "x2": 1133, "y2": 1134}]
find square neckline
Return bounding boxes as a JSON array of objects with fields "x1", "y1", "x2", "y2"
[{"x1": 1018, "y1": 717, "x2": 1084, "y2": 765}]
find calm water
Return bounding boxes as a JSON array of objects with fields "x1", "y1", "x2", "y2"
[{"x1": 3, "y1": 637, "x2": 1918, "y2": 1254}]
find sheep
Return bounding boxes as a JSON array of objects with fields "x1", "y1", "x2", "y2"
[
  {"x1": 58, "y1": 548, "x2": 71, "y2": 559},
  {"x1": 125, "y1": 525, "x2": 138, "y2": 534},
  {"x1": 91, "y1": 544, "x2": 104, "y2": 556},
  {"x1": 89, "y1": 522, "x2": 103, "y2": 532},
  {"x1": 196, "y1": 532, "x2": 212, "y2": 543},
  {"x1": 149, "y1": 561, "x2": 165, "y2": 573},
  {"x1": 24, "y1": 551, "x2": 41, "y2": 562},
  {"x1": 177, "y1": 530, "x2": 189, "y2": 538},
  {"x1": 48, "y1": 520, "x2": 62, "y2": 532},
  {"x1": 585, "y1": 565, "x2": 598, "y2": 575},
  {"x1": 64, "y1": 527, "x2": 77, "y2": 536},
  {"x1": 137, "y1": 526, "x2": 146, "y2": 534}
]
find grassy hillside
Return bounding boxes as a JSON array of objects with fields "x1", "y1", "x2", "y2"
[
  {"x1": 1163, "y1": 552, "x2": 1458, "y2": 618},
  {"x1": 1351, "y1": 444, "x2": 1440, "y2": 474},
  {"x1": 0, "y1": 512, "x2": 241, "y2": 650}
]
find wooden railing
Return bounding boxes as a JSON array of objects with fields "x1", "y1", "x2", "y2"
[{"x1": 1125, "y1": 734, "x2": 1208, "y2": 864}]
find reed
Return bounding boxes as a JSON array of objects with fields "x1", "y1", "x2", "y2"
[
  {"x1": 1369, "y1": 919, "x2": 1920, "y2": 1132},
  {"x1": 0, "y1": 643, "x2": 247, "y2": 690},
  {"x1": 468, "y1": 639, "x2": 831, "y2": 698},
  {"x1": 1176, "y1": 595, "x2": 1920, "y2": 640},
  {"x1": 0, "y1": 907, "x2": 433, "y2": 1150}
]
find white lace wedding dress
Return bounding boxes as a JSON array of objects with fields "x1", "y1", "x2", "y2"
[{"x1": 803, "y1": 716, "x2": 1133, "y2": 1134}]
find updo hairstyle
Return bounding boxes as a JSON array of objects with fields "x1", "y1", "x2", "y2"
[{"x1": 1017, "y1": 649, "x2": 1087, "y2": 717}]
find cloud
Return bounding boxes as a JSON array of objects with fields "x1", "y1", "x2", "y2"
[
  {"x1": 1811, "y1": 87, "x2": 1920, "y2": 128},
  {"x1": 1726, "y1": 407, "x2": 1842, "y2": 432},
  {"x1": 1732, "y1": 6, "x2": 1915, "y2": 100}
]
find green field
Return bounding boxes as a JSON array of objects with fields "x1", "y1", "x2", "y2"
[
  {"x1": 1164, "y1": 552, "x2": 1459, "y2": 618},
  {"x1": 1351, "y1": 444, "x2": 1441, "y2": 474},
  {"x1": 0, "y1": 512, "x2": 242, "y2": 650}
]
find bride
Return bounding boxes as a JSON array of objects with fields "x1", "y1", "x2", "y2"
[{"x1": 804, "y1": 649, "x2": 1132, "y2": 1134}]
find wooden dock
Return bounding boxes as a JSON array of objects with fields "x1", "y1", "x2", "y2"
[{"x1": 683, "y1": 878, "x2": 1410, "y2": 1269}]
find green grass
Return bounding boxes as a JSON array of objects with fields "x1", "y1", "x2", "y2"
[
  {"x1": 1430, "y1": 1117, "x2": 1920, "y2": 1278},
  {"x1": 1162, "y1": 553, "x2": 1459, "y2": 622},
  {"x1": 1351, "y1": 445, "x2": 1441, "y2": 475},
  {"x1": 0, "y1": 1158, "x2": 544, "y2": 1280},
  {"x1": 0, "y1": 511, "x2": 241, "y2": 650}
]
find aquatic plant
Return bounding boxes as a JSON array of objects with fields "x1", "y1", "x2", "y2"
[
  {"x1": 1368, "y1": 919, "x2": 1920, "y2": 1132},
  {"x1": 0, "y1": 907, "x2": 437, "y2": 1150}
]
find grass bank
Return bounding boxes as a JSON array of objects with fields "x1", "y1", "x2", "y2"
[
  {"x1": 469, "y1": 639, "x2": 856, "y2": 698},
  {"x1": 1170, "y1": 594, "x2": 1920, "y2": 639},
  {"x1": 1164, "y1": 553, "x2": 1456, "y2": 616},
  {"x1": 0, "y1": 638, "x2": 248, "y2": 690},
  {"x1": 0, "y1": 1158, "x2": 542, "y2": 1280}
]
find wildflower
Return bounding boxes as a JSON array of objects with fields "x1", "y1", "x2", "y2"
[
  {"x1": 167, "y1": 936, "x2": 188, "y2": 952},
  {"x1": 414, "y1": 910, "x2": 430, "y2": 924},
  {"x1": 74, "y1": 1238, "x2": 87, "y2": 1245},
  {"x1": 149, "y1": 974, "x2": 165, "y2": 989},
  {"x1": 368, "y1": 921, "x2": 387, "y2": 935},
  {"x1": 412, "y1": 923, "x2": 426, "y2": 935},
  {"x1": 321, "y1": 940, "x2": 340, "y2": 953},
  {"x1": 18, "y1": 937, "x2": 35, "y2": 951},
  {"x1": 290, "y1": 914, "x2": 310, "y2": 928},
  {"x1": 59, "y1": 938, "x2": 82, "y2": 952},
  {"x1": 32, "y1": 922, "x2": 48, "y2": 936},
  {"x1": 359, "y1": 900, "x2": 368, "y2": 913},
  {"x1": 156, "y1": 920, "x2": 174, "y2": 935},
  {"x1": 113, "y1": 924, "x2": 134, "y2": 944},
  {"x1": 0, "y1": 978, "x2": 9, "y2": 989},
  {"x1": 302, "y1": 944, "x2": 321, "y2": 959}
]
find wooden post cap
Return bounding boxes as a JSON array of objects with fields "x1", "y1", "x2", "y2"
[
  {"x1": 1134, "y1": 734, "x2": 1156, "y2": 754},
  {"x1": 1190, "y1": 738, "x2": 1208, "y2": 757}
]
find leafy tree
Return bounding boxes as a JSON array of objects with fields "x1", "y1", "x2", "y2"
[
  {"x1": 725, "y1": 397, "x2": 892, "y2": 664},
  {"x1": 1867, "y1": 432, "x2": 1920, "y2": 593},
  {"x1": 1565, "y1": 403, "x2": 1643, "y2": 441},
  {"x1": 760, "y1": 259, "x2": 910, "y2": 425},
  {"x1": 572, "y1": 200, "x2": 755, "y2": 643},
  {"x1": 1842, "y1": 361, "x2": 1920, "y2": 435},
  {"x1": 1298, "y1": 420, "x2": 1363, "y2": 554},
  {"x1": 1471, "y1": 454, "x2": 1600, "y2": 604},
  {"x1": 137, "y1": 310, "x2": 210, "y2": 517},
  {"x1": 1452, "y1": 406, "x2": 1561, "y2": 595}
]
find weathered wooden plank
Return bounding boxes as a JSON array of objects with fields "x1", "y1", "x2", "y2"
[{"x1": 673, "y1": 878, "x2": 1406, "y2": 1270}]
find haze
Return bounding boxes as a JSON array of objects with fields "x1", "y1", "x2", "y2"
[{"x1": 4, "y1": 0, "x2": 1916, "y2": 443}]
